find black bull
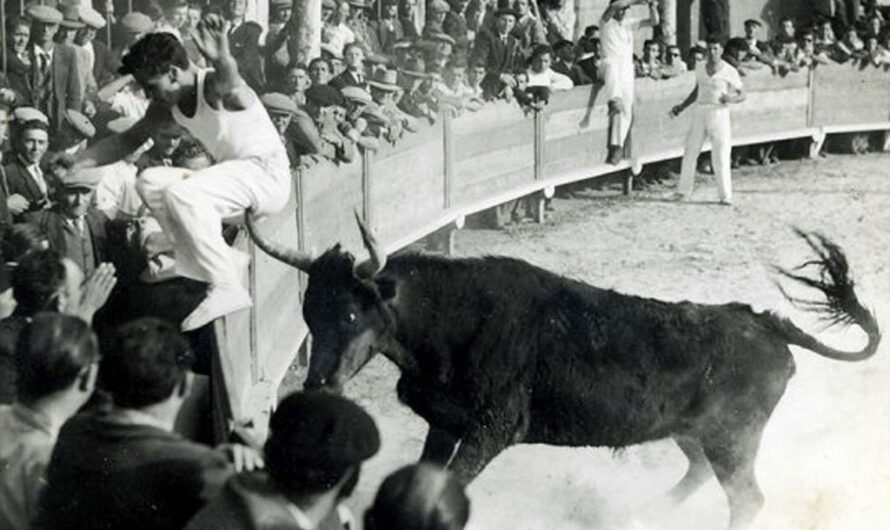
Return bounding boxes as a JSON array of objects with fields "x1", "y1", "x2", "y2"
[{"x1": 247, "y1": 217, "x2": 880, "y2": 530}]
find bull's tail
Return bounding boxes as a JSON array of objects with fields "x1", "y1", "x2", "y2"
[{"x1": 771, "y1": 229, "x2": 881, "y2": 362}]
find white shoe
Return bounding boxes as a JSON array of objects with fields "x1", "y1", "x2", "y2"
[{"x1": 181, "y1": 285, "x2": 252, "y2": 331}]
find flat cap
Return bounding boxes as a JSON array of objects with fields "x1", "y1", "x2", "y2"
[
  {"x1": 64, "y1": 110, "x2": 95, "y2": 138},
  {"x1": 427, "y1": 31, "x2": 455, "y2": 46},
  {"x1": 305, "y1": 84, "x2": 346, "y2": 107},
  {"x1": 322, "y1": 0, "x2": 336, "y2": 8},
  {"x1": 270, "y1": 0, "x2": 292, "y2": 6},
  {"x1": 494, "y1": 6, "x2": 519, "y2": 19},
  {"x1": 340, "y1": 86, "x2": 373, "y2": 104},
  {"x1": 348, "y1": 0, "x2": 367, "y2": 8},
  {"x1": 56, "y1": 169, "x2": 102, "y2": 191},
  {"x1": 120, "y1": 12, "x2": 154, "y2": 33},
  {"x1": 261, "y1": 92, "x2": 299, "y2": 115},
  {"x1": 267, "y1": 392, "x2": 380, "y2": 469},
  {"x1": 429, "y1": 0, "x2": 450, "y2": 13},
  {"x1": 27, "y1": 5, "x2": 64, "y2": 24},
  {"x1": 744, "y1": 19, "x2": 763, "y2": 27},
  {"x1": 80, "y1": 6, "x2": 107, "y2": 29},
  {"x1": 12, "y1": 107, "x2": 49, "y2": 125}
]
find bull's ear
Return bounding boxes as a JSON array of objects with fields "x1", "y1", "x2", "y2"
[{"x1": 375, "y1": 276, "x2": 397, "y2": 302}]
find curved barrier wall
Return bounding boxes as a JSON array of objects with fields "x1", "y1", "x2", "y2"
[{"x1": 214, "y1": 63, "x2": 890, "y2": 441}]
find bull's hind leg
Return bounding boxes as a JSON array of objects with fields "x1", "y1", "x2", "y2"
[
  {"x1": 701, "y1": 423, "x2": 768, "y2": 530},
  {"x1": 420, "y1": 426, "x2": 460, "y2": 465},
  {"x1": 666, "y1": 435, "x2": 714, "y2": 505}
]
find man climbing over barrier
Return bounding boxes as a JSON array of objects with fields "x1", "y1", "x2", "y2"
[
  {"x1": 600, "y1": 0, "x2": 659, "y2": 164},
  {"x1": 54, "y1": 16, "x2": 291, "y2": 331}
]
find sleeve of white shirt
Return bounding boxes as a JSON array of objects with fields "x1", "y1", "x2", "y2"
[
  {"x1": 728, "y1": 66, "x2": 743, "y2": 91},
  {"x1": 550, "y1": 70, "x2": 574, "y2": 90}
]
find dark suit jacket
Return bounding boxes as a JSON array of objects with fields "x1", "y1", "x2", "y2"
[
  {"x1": 369, "y1": 18, "x2": 406, "y2": 54},
  {"x1": 7, "y1": 44, "x2": 84, "y2": 132},
  {"x1": 92, "y1": 39, "x2": 117, "y2": 87},
  {"x1": 6, "y1": 51, "x2": 32, "y2": 105},
  {"x1": 552, "y1": 60, "x2": 593, "y2": 86},
  {"x1": 37, "y1": 410, "x2": 233, "y2": 530},
  {"x1": 24, "y1": 207, "x2": 109, "y2": 266},
  {"x1": 5, "y1": 158, "x2": 49, "y2": 217},
  {"x1": 328, "y1": 70, "x2": 369, "y2": 91},
  {"x1": 0, "y1": 165, "x2": 12, "y2": 233},
  {"x1": 473, "y1": 29, "x2": 522, "y2": 76},
  {"x1": 184, "y1": 472, "x2": 348, "y2": 530},
  {"x1": 442, "y1": 12, "x2": 471, "y2": 55},
  {"x1": 229, "y1": 21, "x2": 265, "y2": 93}
]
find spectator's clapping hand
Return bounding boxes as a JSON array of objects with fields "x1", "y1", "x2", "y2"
[
  {"x1": 82, "y1": 100, "x2": 97, "y2": 118},
  {"x1": 76, "y1": 263, "x2": 117, "y2": 324},
  {"x1": 217, "y1": 443, "x2": 265, "y2": 473},
  {"x1": 499, "y1": 74, "x2": 517, "y2": 88},
  {"x1": 7, "y1": 194, "x2": 29, "y2": 215}
]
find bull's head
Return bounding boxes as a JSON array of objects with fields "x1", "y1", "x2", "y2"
[{"x1": 246, "y1": 213, "x2": 396, "y2": 393}]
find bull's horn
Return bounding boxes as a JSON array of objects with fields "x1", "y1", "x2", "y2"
[
  {"x1": 354, "y1": 210, "x2": 386, "y2": 277},
  {"x1": 245, "y1": 212, "x2": 313, "y2": 273}
]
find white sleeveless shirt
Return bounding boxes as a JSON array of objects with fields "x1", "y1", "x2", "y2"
[{"x1": 171, "y1": 68, "x2": 285, "y2": 165}]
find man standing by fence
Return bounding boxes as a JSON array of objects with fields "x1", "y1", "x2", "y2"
[
  {"x1": 600, "y1": 0, "x2": 659, "y2": 164},
  {"x1": 669, "y1": 37, "x2": 745, "y2": 205}
]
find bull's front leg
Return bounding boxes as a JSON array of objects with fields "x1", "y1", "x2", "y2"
[{"x1": 447, "y1": 390, "x2": 531, "y2": 484}]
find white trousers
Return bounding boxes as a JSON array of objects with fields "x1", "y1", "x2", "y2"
[
  {"x1": 136, "y1": 156, "x2": 290, "y2": 288},
  {"x1": 602, "y1": 58, "x2": 634, "y2": 147},
  {"x1": 678, "y1": 105, "x2": 733, "y2": 201}
]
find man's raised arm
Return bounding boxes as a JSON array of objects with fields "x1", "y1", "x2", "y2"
[
  {"x1": 190, "y1": 14, "x2": 252, "y2": 110},
  {"x1": 602, "y1": 0, "x2": 654, "y2": 23}
]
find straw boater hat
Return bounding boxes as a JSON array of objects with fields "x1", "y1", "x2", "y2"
[
  {"x1": 398, "y1": 58, "x2": 429, "y2": 79},
  {"x1": 60, "y1": 5, "x2": 87, "y2": 29},
  {"x1": 368, "y1": 69, "x2": 401, "y2": 91},
  {"x1": 120, "y1": 12, "x2": 154, "y2": 34}
]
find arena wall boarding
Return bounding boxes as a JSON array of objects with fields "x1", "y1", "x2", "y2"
[{"x1": 213, "y1": 62, "x2": 890, "y2": 442}]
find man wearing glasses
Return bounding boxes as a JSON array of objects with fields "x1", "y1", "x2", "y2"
[{"x1": 661, "y1": 44, "x2": 688, "y2": 78}]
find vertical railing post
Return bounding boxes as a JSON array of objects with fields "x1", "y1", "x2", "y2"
[
  {"x1": 361, "y1": 148, "x2": 372, "y2": 225},
  {"x1": 443, "y1": 110, "x2": 454, "y2": 208},
  {"x1": 533, "y1": 109, "x2": 544, "y2": 181},
  {"x1": 293, "y1": 167, "x2": 310, "y2": 367}
]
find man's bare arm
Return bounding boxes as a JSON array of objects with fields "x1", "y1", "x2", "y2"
[
  {"x1": 637, "y1": 0, "x2": 660, "y2": 28},
  {"x1": 670, "y1": 85, "x2": 698, "y2": 116},
  {"x1": 190, "y1": 14, "x2": 253, "y2": 111},
  {"x1": 70, "y1": 103, "x2": 166, "y2": 170},
  {"x1": 602, "y1": 0, "x2": 650, "y2": 23}
]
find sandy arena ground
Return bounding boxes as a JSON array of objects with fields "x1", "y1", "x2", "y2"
[{"x1": 337, "y1": 152, "x2": 890, "y2": 530}]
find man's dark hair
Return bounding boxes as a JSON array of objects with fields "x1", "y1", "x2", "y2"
[
  {"x1": 171, "y1": 136, "x2": 212, "y2": 166},
  {"x1": 119, "y1": 32, "x2": 190, "y2": 81},
  {"x1": 100, "y1": 317, "x2": 195, "y2": 409},
  {"x1": 13, "y1": 119, "x2": 48, "y2": 138},
  {"x1": 530, "y1": 44, "x2": 552, "y2": 61},
  {"x1": 12, "y1": 249, "x2": 66, "y2": 315},
  {"x1": 705, "y1": 34, "x2": 724, "y2": 45},
  {"x1": 265, "y1": 392, "x2": 380, "y2": 497},
  {"x1": 16, "y1": 313, "x2": 98, "y2": 403},
  {"x1": 308, "y1": 57, "x2": 330, "y2": 71}
]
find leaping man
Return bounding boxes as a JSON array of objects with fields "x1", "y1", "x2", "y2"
[{"x1": 56, "y1": 15, "x2": 291, "y2": 331}]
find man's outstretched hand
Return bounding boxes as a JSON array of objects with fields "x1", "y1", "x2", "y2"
[{"x1": 191, "y1": 14, "x2": 231, "y2": 63}]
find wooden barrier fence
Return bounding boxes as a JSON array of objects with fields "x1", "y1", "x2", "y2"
[{"x1": 214, "y1": 63, "x2": 890, "y2": 441}]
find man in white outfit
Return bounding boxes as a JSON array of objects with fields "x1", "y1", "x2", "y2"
[
  {"x1": 600, "y1": 0, "x2": 659, "y2": 164},
  {"x1": 670, "y1": 37, "x2": 745, "y2": 204},
  {"x1": 54, "y1": 16, "x2": 291, "y2": 331}
]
